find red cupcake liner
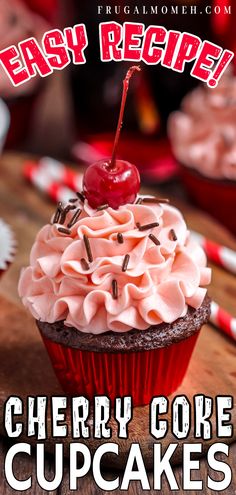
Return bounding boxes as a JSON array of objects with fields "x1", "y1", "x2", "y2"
[
  {"x1": 180, "y1": 165, "x2": 236, "y2": 235},
  {"x1": 41, "y1": 330, "x2": 199, "y2": 406}
]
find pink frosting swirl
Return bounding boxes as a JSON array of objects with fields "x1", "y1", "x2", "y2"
[
  {"x1": 18, "y1": 200, "x2": 211, "y2": 334},
  {"x1": 168, "y1": 68, "x2": 236, "y2": 180}
]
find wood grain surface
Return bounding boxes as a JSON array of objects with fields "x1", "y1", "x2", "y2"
[{"x1": 0, "y1": 152, "x2": 236, "y2": 494}]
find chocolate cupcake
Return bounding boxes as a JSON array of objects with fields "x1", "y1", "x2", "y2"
[
  {"x1": 18, "y1": 67, "x2": 211, "y2": 406},
  {"x1": 168, "y1": 67, "x2": 236, "y2": 234},
  {"x1": 18, "y1": 196, "x2": 211, "y2": 405}
]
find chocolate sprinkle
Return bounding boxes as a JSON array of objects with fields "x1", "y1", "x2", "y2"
[
  {"x1": 117, "y1": 233, "x2": 124, "y2": 244},
  {"x1": 83, "y1": 234, "x2": 93, "y2": 262},
  {"x1": 58, "y1": 227, "x2": 71, "y2": 235},
  {"x1": 137, "y1": 222, "x2": 159, "y2": 231},
  {"x1": 76, "y1": 191, "x2": 85, "y2": 202},
  {"x1": 149, "y1": 233, "x2": 160, "y2": 246},
  {"x1": 81, "y1": 258, "x2": 90, "y2": 271},
  {"x1": 59, "y1": 210, "x2": 67, "y2": 224},
  {"x1": 59, "y1": 204, "x2": 76, "y2": 225},
  {"x1": 52, "y1": 208, "x2": 61, "y2": 224},
  {"x1": 97, "y1": 204, "x2": 109, "y2": 211},
  {"x1": 52, "y1": 201, "x2": 64, "y2": 223},
  {"x1": 112, "y1": 279, "x2": 118, "y2": 299},
  {"x1": 135, "y1": 197, "x2": 143, "y2": 204},
  {"x1": 67, "y1": 208, "x2": 82, "y2": 228},
  {"x1": 122, "y1": 254, "x2": 130, "y2": 272},
  {"x1": 169, "y1": 228, "x2": 177, "y2": 241},
  {"x1": 69, "y1": 198, "x2": 78, "y2": 203},
  {"x1": 142, "y1": 197, "x2": 170, "y2": 204}
]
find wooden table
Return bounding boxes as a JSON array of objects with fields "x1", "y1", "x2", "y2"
[{"x1": 0, "y1": 152, "x2": 235, "y2": 494}]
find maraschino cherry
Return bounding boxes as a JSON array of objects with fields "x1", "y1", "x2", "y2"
[{"x1": 83, "y1": 66, "x2": 141, "y2": 209}]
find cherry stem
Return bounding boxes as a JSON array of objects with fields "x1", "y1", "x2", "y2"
[{"x1": 109, "y1": 65, "x2": 141, "y2": 170}]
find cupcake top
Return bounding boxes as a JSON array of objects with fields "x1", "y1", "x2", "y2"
[
  {"x1": 168, "y1": 68, "x2": 236, "y2": 180},
  {"x1": 18, "y1": 196, "x2": 211, "y2": 334}
]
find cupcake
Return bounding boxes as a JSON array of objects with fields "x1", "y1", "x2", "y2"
[
  {"x1": 18, "y1": 67, "x2": 211, "y2": 406},
  {"x1": 168, "y1": 68, "x2": 236, "y2": 234},
  {"x1": 0, "y1": 0, "x2": 50, "y2": 147},
  {"x1": 0, "y1": 218, "x2": 16, "y2": 277},
  {"x1": 18, "y1": 194, "x2": 211, "y2": 405}
]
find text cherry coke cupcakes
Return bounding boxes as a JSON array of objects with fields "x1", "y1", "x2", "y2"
[{"x1": 18, "y1": 67, "x2": 211, "y2": 406}]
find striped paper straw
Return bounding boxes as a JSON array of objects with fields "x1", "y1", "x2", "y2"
[
  {"x1": 210, "y1": 301, "x2": 236, "y2": 341},
  {"x1": 23, "y1": 157, "x2": 83, "y2": 198},
  {"x1": 191, "y1": 231, "x2": 236, "y2": 275}
]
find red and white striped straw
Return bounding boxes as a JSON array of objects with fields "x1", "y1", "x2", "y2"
[
  {"x1": 23, "y1": 157, "x2": 83, "y2": 201},
  {"x1": 210, "y1": 301, "x2": 236, "y2": 341},
  {"x1": 191, "y1": 231, "x2": 236, "y2": 275}
]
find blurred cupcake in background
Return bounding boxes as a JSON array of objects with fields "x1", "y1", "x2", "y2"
[
  {"x1": 0, "y1": 219, "x2": 16, "y2": 277},
  {"x1": 168, "y1": 67, "x2": 236, "y2": 235},
  {"x1": 0, "y1": 96, "x2": 15, "y2": 277},
  {"x1": 0, "y1": 0, "x2": 50, "y2": 147}
]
